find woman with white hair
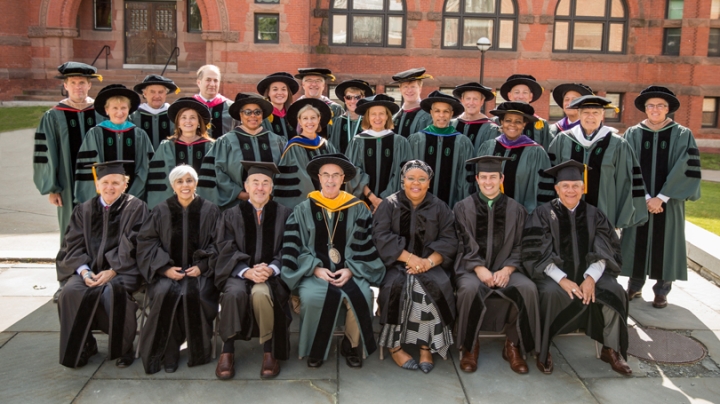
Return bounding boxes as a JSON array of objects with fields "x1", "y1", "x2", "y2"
[
  {"x1": 272, "y1": 98, "x2": 338, "y2": 208},
  {"x1": 137, "y1": 165, "x2": 221, "y2": 374}
]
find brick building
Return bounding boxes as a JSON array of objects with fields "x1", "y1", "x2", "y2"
[{"x1": 1, "y1": 0, "x2": 719, "y2": 147}]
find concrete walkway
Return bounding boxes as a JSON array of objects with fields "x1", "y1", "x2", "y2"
[{"x1": 2, "y1": 127, "x2": 720, "y2": 403}]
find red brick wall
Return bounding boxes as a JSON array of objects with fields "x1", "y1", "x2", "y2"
[{"x1": 5, "y1": 0, "x2": 720, "y2": 141}]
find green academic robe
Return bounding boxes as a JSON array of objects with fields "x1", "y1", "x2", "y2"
[
  {"x1": 449, "y1": 118, "x2": 500, "y2": 152},
  {"x1": 145, "y1": 138, "x2": 214, "y2": 209},
  {"x1": 344, "y1": 131, "x2": 412, "y2": 201},
  {"x1": 408, "y1": 128, "x2": 476, "y2": 208},
  {"x1": 262, "y1": 112, "x2": 296, "y2": 140},
  {"x1": 328, "y1": 114, "x2": 363, "y2": 154},
  {"x1": 547, "y1": 125, "x2": 648, "y2": 229},
  {"x1": 492, "y1": 115, "x2": 553, "y2": 151},
  {"x1": 129, "y1": 108, "x2": 174, "y2": 150},
  {"x1": 196, "y1": 128, "x2": 285, "y2": 209},
  {"x1": 207, "y1": 99, "x2": 235, "y2": 140},
  {"x1": 620, "y1": 122, "x2": 701, "y2": 282},
  {"x1": 272, "y1": 138, "x2": 338, "y2": 209},
  {"x1": 394, "y1": 108, "x2": 432, "y2": 138},
  {"x1": 73, "y1": 125, "x2": 154, "y2": 203},
  {"x1": 281, "y1": 195, "x2": 385, "y2": 359},
  {"x1": 477, "y1": 138, "x2": 555, "y2": 213},
  {"x1": 33, "y1": 104, "x2": 104, "y2": 241}
]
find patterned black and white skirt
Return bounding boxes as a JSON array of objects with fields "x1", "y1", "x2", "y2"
[{"x1": 378, "y1": 274, "x2": 453, "y2": 358}]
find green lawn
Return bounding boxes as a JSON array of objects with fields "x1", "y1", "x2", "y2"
[
  {"x1": 686, "y1": 180, "x2": 720, "y2": 235},
  {"x1": 701, "y1": 153, "x2": 720, "y2": 170},
  {"x1": 0, "y1": 106, "x2": 50, "y2": 132}
]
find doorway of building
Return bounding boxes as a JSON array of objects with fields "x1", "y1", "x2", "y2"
[{"x1": 124, "y1": 1, "x2": 177, "y2": 65}]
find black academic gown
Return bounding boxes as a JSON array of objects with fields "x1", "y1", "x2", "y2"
[
  {"x1": 136, "y1": 196, "x2": 220, "y2": 374},
  {"x1": 453, "y1": 193, "x2": 541, "y2": 354},
  {"x1": 522, "y1": 199, "x2": 629, "y2": 364},
  {"x1": 372, "y1": 191, "x2": 457, "y2": 330},
  {"x1": 214, "y1": 200, "x2": 293, "y2": 360},
  {"x1": 56, "y1": 193, "x2": 148, "y2": 368}
]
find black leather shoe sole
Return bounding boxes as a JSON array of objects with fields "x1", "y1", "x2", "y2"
[
  {"x1": 164, "y1": 362, "x2": 179, "y2": 373},
  {"x1": 307, "y1": 357, "x2": 323, "y2": 368},
  {"x1": 116, "y1": 355, "x2": 134, "y2": 368}
]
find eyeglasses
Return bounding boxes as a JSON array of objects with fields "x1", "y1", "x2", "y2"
[
  {"x1": 319, "y1": 173, "x2": 344, "y2": 180},
  {"x1": 405, "y1": 177, "x2": 429, "y2": 184},
  {"x1": 645, "y1": 104, "x2": 668, "y2": 110},
  {"x1": 241, "y1": 109, "x2": 263, "y2": 117},
  {"x1": 344, "y1": 95, "x2": 362, "y2": 101}
]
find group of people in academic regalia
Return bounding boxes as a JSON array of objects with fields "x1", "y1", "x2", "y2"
[{"x1": 35, "y1": 61, "x2": 701, "y2": 380}]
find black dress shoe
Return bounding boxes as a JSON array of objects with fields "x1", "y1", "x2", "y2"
[
  {"x1": 76, "y1": 337, "x2": 99, "y2": 367},
  {"x1": 307, "y1": 357, "x2": 324, "y2": 368},
  {"x1": 340, "y1": 336, "x2": 362, "y2": 368},
  {"x1": 164, "y1": 361, "x2": 179, "y2": 373},
  {"x1": 116, "y1": 354, "x2": 135, "y2": 368}
]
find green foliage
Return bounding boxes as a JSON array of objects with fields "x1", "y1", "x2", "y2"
[
  {"x1": 700, "y1": 153, "x2": 720, "y2": 171},
  {"x1": 686, "y1": 180, "x2": 720, "y2": 235},
  {"x1": 0, "y1": 106, "x2": 51, "y2": 132}
]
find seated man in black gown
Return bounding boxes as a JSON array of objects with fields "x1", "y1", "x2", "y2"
[
  {"x1": 214, "y1": 162, "x2": 293, "y2": 380},
  {"x1": 57, "y1": 160, "x2": 148, "y2": 368},
  {"x1": 522, "y1": 160, "x2": 632, "y2": 376}
]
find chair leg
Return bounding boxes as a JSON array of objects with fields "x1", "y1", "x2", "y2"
[
  {"x1": 595, "y1": 341, "x2": 601, "y2": 359},
  {"x1": 212, "y1": 304, "x2": 220, "y2": 359},
  {"x1": 135, "y1": 291, "x2": 149, "y2": 359},
  {"x1": 379, "y1": 346, "x2": 384, "y2": 360}
]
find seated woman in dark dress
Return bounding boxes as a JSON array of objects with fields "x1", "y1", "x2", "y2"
[
  {"x1": 373, "y1": 160, "x2": 458, "y2": 373},
  {"x1": 137, "y1": 165, "x2": 221, "y2": 374}
]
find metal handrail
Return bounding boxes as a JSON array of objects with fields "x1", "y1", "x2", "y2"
[
  {"x1": 161, "y1": 47, "x2": 180, "y2": 76},
  {"x1": 91, "y1": 45, "x2": 111, "y2": 70}
]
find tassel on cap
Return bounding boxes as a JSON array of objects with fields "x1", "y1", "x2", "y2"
[
  {"x1": 268, "y1": 114, "x2": 274, "y2": 123},
  {"x1": 535, "y1": 120, "x2": 544, "y2": 130},
  {"x1": 500, "y1": 183, "x2": 504, "y2": 194},
  {"x1": 92, "y1": 166, "x2": 100, "y2": 194},
  {"x1": 96, "y1": 75, "x2": 103, "y2": 82},
  {"x1": 583, "y1": 164, "x2": 588, "y2": 194},
  {"x1": 175, "y1": 87, "x2": 181, "y2": 94}
]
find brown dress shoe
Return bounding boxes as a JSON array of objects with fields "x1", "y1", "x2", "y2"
[
  {"x1": 261, "y1": 352, "x2": 280, "y2": 379},
  {"x1": 600, "y1": 347, "x2": 632, "y2": 376},
  {"x1": 215, "y1": 353, "x2": 235, "y2": 380},
  {"x1": 627, "y1": 288, "x2": 642, "y2": 301},
  {"x1": 459, "y1": 342, "x2": 480, "y2": 373},
  {"x1": 502, "y1": 339, "x2": 528, "y2": 374},
  {"x1": 536, "y1": 352, "x2": 553, "y2": 374},
  {"x1": 652, "y1": 294, "x2": 668, "y2": 308}
]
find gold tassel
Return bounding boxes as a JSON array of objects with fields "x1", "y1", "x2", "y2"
[
  {"x1": 535, "y1": 120, "x2": 544, "y2": 130},
  {"x1": 175, "y1": 87, "x2": 181, "y2": 94},
  {"x1": 417, "y1": 74, "x2": 434, "y2": 80},
  {"x1": 327, "y1": 74, "x2": 336, "y2": 82},
  {"x1": 268, "y1": 114, "x2": 274, "y2": 123},
  {"x1": 92, "y1": 166, "x2": 100, "y2": 194},
  {"x1": 583, "y1": 164, "x2": 588, "y2": 194},
  {"x1": 328, "y1": 119, "x2": 333, "y2": 126},
  {"x1": 500, "y1": 183, "x2": 504, "y2": 194},
  {"x1": 96, "y1": 75, "x2": 103, "y2": 82},
  {"x1": 206, "y1": 123, "x2": 212, "y2": 130},
  {"x1": 613, "y1": 106, "x2": 620, "y2": 114}
]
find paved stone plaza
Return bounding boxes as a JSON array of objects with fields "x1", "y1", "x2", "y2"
[{"x1": 1, "y1": 128, "x2": 719, "y2": 403}]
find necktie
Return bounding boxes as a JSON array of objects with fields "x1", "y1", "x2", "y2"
[{"x1": 256, "y1": 209, "x2": 262, "y2": 225}]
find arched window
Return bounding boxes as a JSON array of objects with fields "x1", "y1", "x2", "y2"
[
  {"x1": 442, "y1": 0, "x2": 517, "y2": 50},
  {"x1": 329, "y1": 0, "x2": 405, "y2": 47},
  {"x1": 553, "y1": 0, "x2": 627, "y2": 54}
]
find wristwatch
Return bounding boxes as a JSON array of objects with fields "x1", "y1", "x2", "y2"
[{"x1": 82, "y1": 271, "x2": 93, "y2": 280}]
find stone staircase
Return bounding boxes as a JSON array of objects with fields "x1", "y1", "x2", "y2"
[{"x1": 14, "y1": 69, "x2": 199, "y2": 102}]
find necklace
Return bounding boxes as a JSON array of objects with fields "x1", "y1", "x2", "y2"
[{"x1": 321, "y1": 209, "x2": 342, "y2": 264}]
